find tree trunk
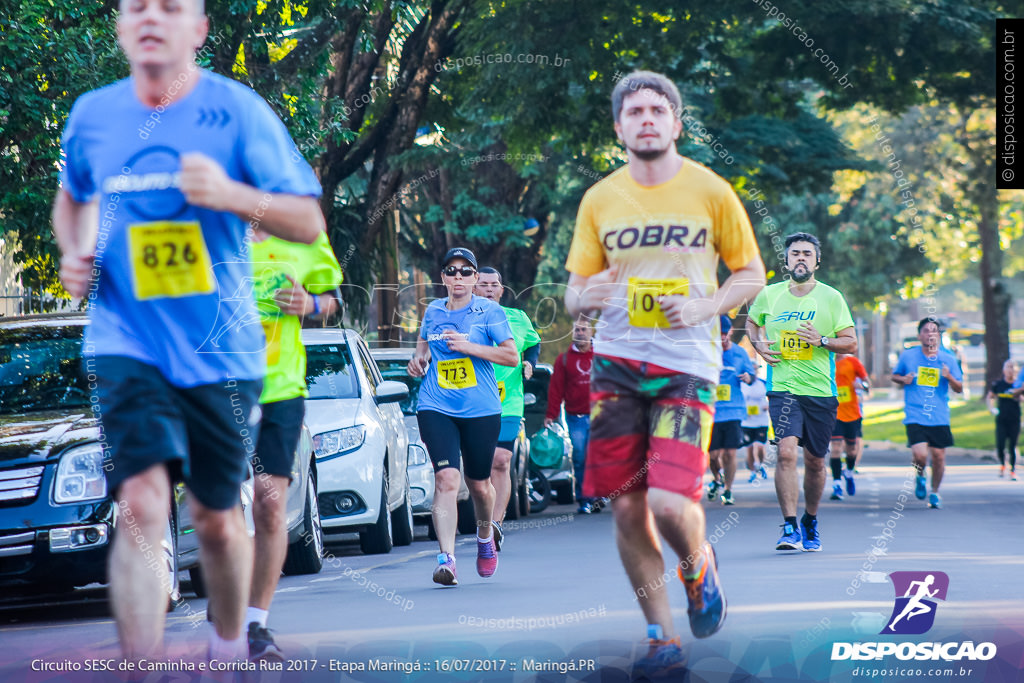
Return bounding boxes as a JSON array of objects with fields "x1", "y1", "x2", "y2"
[{"x1": 978, "y1": 191, "x2": 1010, "y2": 384}]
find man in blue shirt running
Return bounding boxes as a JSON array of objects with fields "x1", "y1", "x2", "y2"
[
  {"x1": 52, "y1": 0, "x2": 323, "y2": 662},
  {"x1": 891, "y1": 317, "x2": 964, "y2": 509},
  {"x1": 707, "y1": 315, "x2": 757, "y2": 506}
]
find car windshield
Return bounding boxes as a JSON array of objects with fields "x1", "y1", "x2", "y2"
[
  {"x1": 0, "y1": 324, "x2": 91, "y2": 414},
  {"x1": 305, "y1": 342, "x2": 359, "y2": 399},
  {"x1": 374, "y1": 358, "x2": 420, "y2": 416}
]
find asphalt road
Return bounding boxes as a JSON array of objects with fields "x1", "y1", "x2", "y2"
[{"x1": 0, "y1": 446, "x2": 1021, "y2": 683}]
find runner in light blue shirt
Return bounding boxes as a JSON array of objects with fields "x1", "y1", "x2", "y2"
[{"x1": 891, "y1": 317, "x2": 964, "y2": 509}]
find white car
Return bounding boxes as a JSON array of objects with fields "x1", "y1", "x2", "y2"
[{"x1": 301, "y1": 329, "x2": 413, "y2": 554}]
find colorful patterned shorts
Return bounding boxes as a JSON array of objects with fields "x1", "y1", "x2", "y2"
[{"x1": 584, "y1": 354, "x2": 715, "y2": 502}]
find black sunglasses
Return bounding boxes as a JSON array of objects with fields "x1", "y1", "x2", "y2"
[{"x1": 442, "y1": 266, "x2": 477, "y2": 277}]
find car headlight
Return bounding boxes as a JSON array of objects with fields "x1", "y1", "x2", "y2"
[
  {"x1": 313, "y1": 426, "x2": 366, "y2": 459},
  {"x1": 54, "y1": 443, "x2": 108, "y2": 504},
  {"x1": 408, "y1": 443, "x2": 428, "y2": 466}
]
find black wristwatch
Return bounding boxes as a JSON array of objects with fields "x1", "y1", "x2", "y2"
[{"x1": 820, "y1": 336, "x2": 829, "y2": 348}]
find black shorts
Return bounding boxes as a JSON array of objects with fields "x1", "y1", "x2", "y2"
[
  {"x1": 743, "y1": 426, "x2": 769, "y2": 446},
  {"x1": 906, "y1": 423, "x2": 954, "y2": 449},
  {"x1": 832, "y1": 418, "x2": 863, "y2": 443},
  {"x1": 768, "y1": 391, "x2": 838, "y2": 458},
  {"x1": 709, "y1": 420, "x2": 743, "y2": 451},
  {"x1": 417, "y1": 410, "x2": 501, "y2": 481},
  {"x1": 94, "y1": 356, "x2": 261, "y2": 511},
  {"x1": 254, "y1": 397, "x2": 305, "y2": 479}
]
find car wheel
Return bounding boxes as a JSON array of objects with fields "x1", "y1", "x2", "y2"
[
  {"x1": 188, "y1": 565, "x2": 207, "y2": 599},
  {"x1": 528, "y1": 466, "x2": 551, "y2": 514},
  {"x1": 283, "y1": 469, "x2": 324, "y2": 575},
  {"x1": 456, "y1": 496, "x2": 477, "y2": 535},
  {"x1": 555, "y1": 481, "x2": 576, "y2": 505},
  {"x1": 359, "y1": 476, "x2": 393, "y2": 554},
  {"x1": 164, "y1": 508, "x2": 181, "y2": 611},
  {"x1": 391, "y1": 482, "x2": 414, "y2": 547}
]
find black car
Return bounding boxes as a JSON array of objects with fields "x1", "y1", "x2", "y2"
[{"x1": 0, "y1": 314, "x2": 320, "y2": 604}]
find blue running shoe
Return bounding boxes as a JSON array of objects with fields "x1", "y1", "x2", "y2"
[
  {"x1": 801, "y1": 517, "x2": 821, "y2": 552},
  {"x1": 678, "y1": 542, "x2": 726, "y2": 639},
  {"x1": 928, "y1": 492, "x2": 942, "y2": 509},
  {"x1": 748, "y1": 471, "x2": 758, "y2": 484},
  {"x1": 915, "y1": 475, "x2": 927, "y2": 500},
  {"x1": 844, "y1": 469, "x2": 856, "y2": 496},
  {"x1": 775, "y1": 522, "x2": 801, "y2": 551},
  {"x1": 631, "y1": 625, "x2": 685, "y2": 681},
  {"x1": 759, "y1": 465, "x2": 768, "y2": 480},
  {"x1": 830, "y1": 483, "x2": 843, "y2": 501}
]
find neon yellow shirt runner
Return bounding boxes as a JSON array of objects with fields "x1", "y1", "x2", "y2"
[
  {"x1": 495, "y1": 307, "x2": 541, "y2": 418},
  {"x1": 747, "y1": 280, "x2": 854, "y2": 398},
  {"x1": 251, "y1": 232, "x2": 343, "y2": 404}
]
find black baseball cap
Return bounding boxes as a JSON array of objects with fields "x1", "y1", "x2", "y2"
[{"x1": 442, "y1": 247, "x2": 478, "y2": 270}]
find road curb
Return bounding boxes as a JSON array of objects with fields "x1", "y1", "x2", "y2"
[{"x1": 863, "y1": 440, "x2": 993, "y2": 460}]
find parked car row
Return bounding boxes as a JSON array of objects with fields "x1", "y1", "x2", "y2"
[
  {"x1": 0, "y1": 315, "x2": 576, "y2": 604},
  {"x1": 0, "y1": 315, "x2": 323, "y2": 605}
]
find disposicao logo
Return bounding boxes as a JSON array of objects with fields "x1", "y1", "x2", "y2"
[
  {"x1": 831, "y1": 570, "x2": 997, "y2": 663},
  {"x1": 881, "y1": 571, "x2": 949, "y2": 635}
]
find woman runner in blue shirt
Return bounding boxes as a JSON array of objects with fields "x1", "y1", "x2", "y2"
[{"x1": 408, "y1": 248, "x2": 518, "y2": 585}]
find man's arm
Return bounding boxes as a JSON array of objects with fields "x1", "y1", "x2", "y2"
[
  {"x1": 826, "y1": 326, "x2": 858, "y2": 355},
  {"x1": 746, "y1": 317, "x2": 781, "y2": 367},
  {"x1": 942, "y1": 362, "x2": 964, "y2": 394},
  {"x1": 660, "y1": 257, "x2": 766, "y2": 328},
  {"x1": 179, "y1": 153, "x2": 324, "y2": 244},
  {"x1": 566, "y1": 268, "x2": 619, "y2": 319},
  {"x1": 522, "y1": 343, "x2": 540, "y2": 380},
  {"x1": 891, "y1": 354, "x2": 914, "y2": 385},
  {"x1": 545, "y1": 353, "x2": 566, "y2": 425},
  {"x1": 52, "y1": 190, "x2": 97, "y2": 298}
]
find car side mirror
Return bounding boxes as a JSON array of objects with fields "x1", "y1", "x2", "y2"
[
  {"x1": 524, "y1": 392, "x2": 537, "y2": 406},
  {"x1": 375, "y1": 380, "x2": 410, "y2": 405}
]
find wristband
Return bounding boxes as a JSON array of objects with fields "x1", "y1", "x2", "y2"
[{"x1": 311, "y1": 293, "x2": 320, "y2": 315}]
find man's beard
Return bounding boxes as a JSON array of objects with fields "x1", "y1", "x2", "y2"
[
  {"x1": 628, "y1": 143, "x2": 669, "y2": 161},
  {"x1": 790, "y1": 265, "x2": 813, "y2": 283}
]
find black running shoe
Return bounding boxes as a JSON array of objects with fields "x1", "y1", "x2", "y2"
[
  {"x1": 492, "y1": 521, "x2": 504, "y2": 552},
  {"x1": 247, "y1": 622, "x2": 284, "y2": 662}
]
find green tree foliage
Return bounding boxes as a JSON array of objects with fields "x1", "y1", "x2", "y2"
[{"x1": 1, "y1": 1, "x2": 122, "y2": 292}]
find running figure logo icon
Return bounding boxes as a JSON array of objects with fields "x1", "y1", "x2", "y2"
[{"x1": 881, "y1": 571, "x2": 949, "y2": 635}]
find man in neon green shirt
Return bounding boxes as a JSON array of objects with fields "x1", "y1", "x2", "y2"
[
  {"x1": 245, "y1": 229, "x2": 342, "y2": 660},
  {"x1": 475, "y1": 267, "x2": 540, "y2": 550},
  {"x1": 747, "y1": 233, "x2": 856, "y2": 554}
]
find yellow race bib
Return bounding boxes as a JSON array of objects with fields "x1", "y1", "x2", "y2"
[
  {"x1": 129, "y1": 221, "x2": 214, "y2": 300},
  {"x1": 437, "y1": 357, "x2": 477, "y2": 390},
  {"x1": 837, "y1": 386, "x2": 853, "y2": 403},
  {"x1": 716, "y1": 384, "x2": 731, "y2": 402},
  {"x1": 498, "y1": 381, "x2": 506, "y2": 402},
  {"x1": 747, "y1": 405, "x2": 760, "y2": 416},
  {"x1": 917, "y1": 367, "x2": 940, "y2": 387},
  {"x1": 779, "y1": 330, "x2": 813, "y2": 360},
  {"x1": 626, "y1": 277, "x2": 690, "y2": 328}
]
